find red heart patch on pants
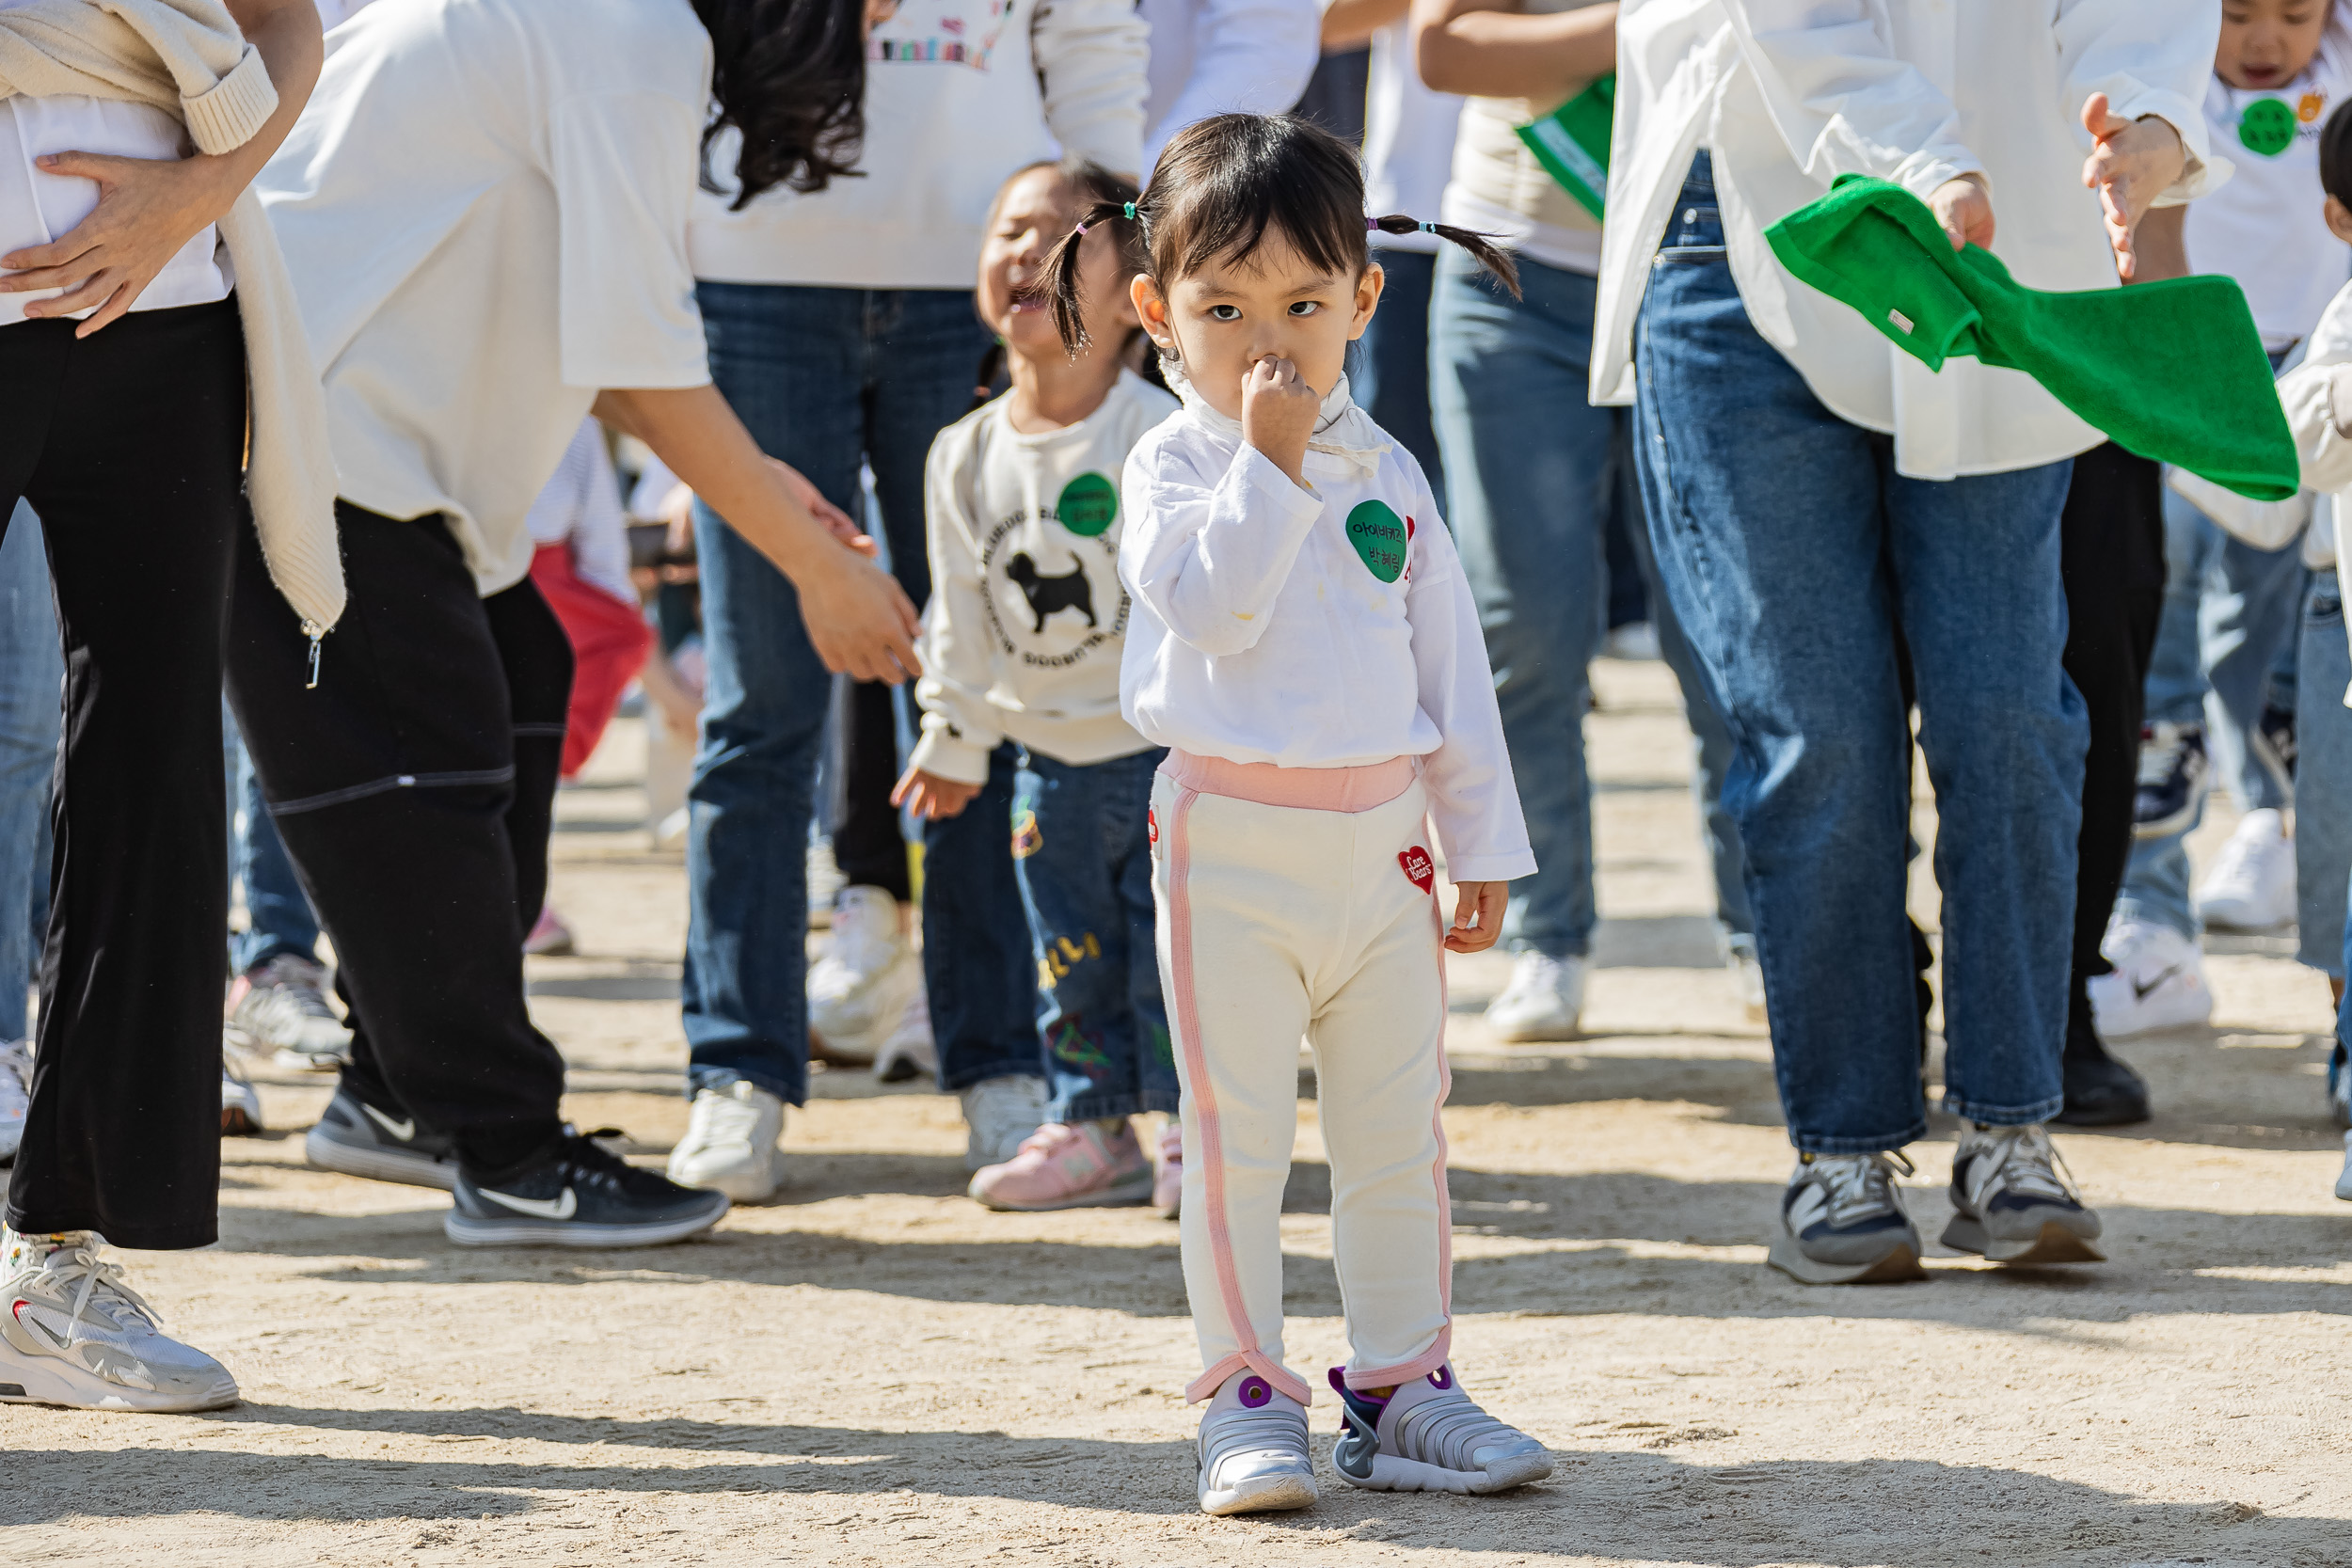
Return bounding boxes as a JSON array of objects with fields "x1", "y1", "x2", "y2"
[
  {"x1": 1398, "y1": 846, "x2": 1435, "y2": 893},
  {"x1": 1147, "y1": 808, "x2": 1158, "y2": 845}
]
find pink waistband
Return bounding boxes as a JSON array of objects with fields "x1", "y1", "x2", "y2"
[{"x1": 1158, "y1": 750, "x2": 1416, "y2": 814}]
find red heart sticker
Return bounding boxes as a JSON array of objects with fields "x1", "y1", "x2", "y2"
[
  {"x1": 1398, "y1": 846, "x2": 1434, "y2": 893},
  {"x1": 1147, "y1": 808, "x2": 1158, "y2": 845}
]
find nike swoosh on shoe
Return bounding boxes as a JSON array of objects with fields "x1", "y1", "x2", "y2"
[
  {"x1": 361, "y1": 1103, "x2": 417, "y2": 1142},
  {"x1": 480, "y1": 1187, "x2": 577, "y2": 1220},
  {"x1": 2132, "y1": 966, "x2": 2182, "y2": 1002}
]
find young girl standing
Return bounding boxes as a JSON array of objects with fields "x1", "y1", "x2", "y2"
[{"x1": 1044, "y1": 113, "x2": 1551, "y2": 1515}]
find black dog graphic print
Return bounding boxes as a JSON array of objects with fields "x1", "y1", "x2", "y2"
[{"x1": 1005, "y1": 552, "x2": 1096, "y2": 633}]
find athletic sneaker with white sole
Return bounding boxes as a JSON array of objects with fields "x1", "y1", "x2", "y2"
[
  {"x1": 306, "y1": 1085, "x2": 459, "y2": 1189},
  {"x1": 968, "y1": 1120, "x2": 1152, "y2": 1212},
  {"x1": 220, "y1": 1052, "x2": 263, "y2": 1137},
  {"x1": 0, "y1": 1231, "x2": 237, "y2": 1412},
  {"x1": 2132, "y1": 721, "x2": 2210, "y2": 839},
  {"x1": 448, "y1": 1132, "x2": 729, "y2": 1247},
  {"x1": 1328, "y1": 1363, "x2": 1553, "y2": 1495},
  {"x1": 666, "y1": 1081, "x2": 787, "y2": 1201},
  {"x1": 961, "y1": 1073, "x2": 1049, "y2": 1171},
  {"x1": 1768, "y1": 1150, "x2": 1926, "y2": 1284},
  {"x1": 2088, "y1": 918, "x2": 2214, "y2": 1037},
  {"x1": 226, "y1": 953, "x2": 353, "y2": 1069},
  {"x1": 2193, "y1": 808, "x2": 2296, "y2": 932},
  {"x1": 1484, "y1": 952, "x2": 1586, "y2": 1043},
  {"x1": 1941, "y1": 1122, "x2": 2104, "y2": 1264},
  {"x1": 807, "y1": 886, "x2": 919, "y2": 1062},
  {"x1": 1196, "y1": 1370, "x2": 1316, "y2": 1515},
  {"x1": 0, "y1": 1040, "x2": 30, "y2": 1164}
]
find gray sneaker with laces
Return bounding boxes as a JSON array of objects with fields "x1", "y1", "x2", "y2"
[
  {"x1": 1769, "y1": 1150, "x2": 1927, "y2": 1285},
  {"x1": 1329, "y1": 1363, "x2": 1552, "y2": 1494},
  {"x1": 227, "y1": 954, "x2": 353, "y2": 1069},
  {"x1": 1941, "y1": 1122, "x2": 2104, "y2": 1264},
  {"x1": 1196, "y1": 1370, "x2": 1316, "y2": 1515},
  {"x1": 0, "y1": 1232, "x2": 238, "y2": 1411}
]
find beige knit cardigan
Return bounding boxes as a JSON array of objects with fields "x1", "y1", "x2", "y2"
[{"x1": 0, "y1": 0, "x2": 342, "y2": 633}]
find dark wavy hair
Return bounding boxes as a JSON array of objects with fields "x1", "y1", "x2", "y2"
[
  {"x1": 1035, "y1": 114, "x2": 1518, "y2": 356},
  {"x1": 694, "y1": 0, "x2": 867, "y2": 207}
]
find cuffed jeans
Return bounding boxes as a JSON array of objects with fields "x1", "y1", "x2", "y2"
[
  {"x1": 1016, "y1": 747, "x2": 1172, "y2": 1123},
  {"x1": 684, "y1": 282, "x2": 1005, "y2": 1103},
  {"x1": 0, "y1": 502, "x2": 57, "y2": 1037},
  {"x1": 921, "y1": 743, "x2": 1043, "y2": 1093},
  {"x1": 1631, "y1": 160, "x2": 2083, "y2": 1151},
  {"x1": 2115, "y1": 487, "x2": 2307, "y2": 940}
]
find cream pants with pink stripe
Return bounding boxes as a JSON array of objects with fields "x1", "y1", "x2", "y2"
[{"x1": 1150, "y1": 752, "x2": 1454, "y2": 1407}]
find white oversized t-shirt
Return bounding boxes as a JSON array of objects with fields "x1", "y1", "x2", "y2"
[{"x1": 258, "y1": 0, "x2": 714, "y2": 595}]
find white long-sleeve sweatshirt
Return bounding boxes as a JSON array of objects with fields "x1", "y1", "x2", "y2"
[
  {"x1": 911, "y1": 370, "x2": 1178, "y2": 783},
  {"x1": 690, "y1": 0, "x2": 1147, "y2": 290},
  {"x1": 1117, "y1": 372, "x2": 1535, "y2": 884},
  {"x1": 1138, "y1": 0, "x2": 1320, "y2": 171}
]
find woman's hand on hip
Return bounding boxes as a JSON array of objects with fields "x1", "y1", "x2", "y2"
[{"x1": 1, "y1": 150, "x2": 242, "y2": 335}]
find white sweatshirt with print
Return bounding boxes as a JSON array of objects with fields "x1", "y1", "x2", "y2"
[
  {"x1": 911, "y1": 370, "x2": 1179, "y2": 783},
  {"x1": 1117, "y1": 372, "x2": 1535, "y2": 884}
]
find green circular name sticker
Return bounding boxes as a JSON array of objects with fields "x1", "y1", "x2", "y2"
[
  {"x1": 2240, "y1": 97, "x2": 2297, "y2": 157},
  {"x1": 1057, "y1": 471, "x2": 1119, "y2": 537},
  {"x1": 1344, "y1": 499, "x2": 1408, "y2": 583}
]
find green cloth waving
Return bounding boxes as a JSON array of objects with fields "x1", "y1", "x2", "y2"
[{"x1": 1764, "y1": 177, "x2": 2297, "y2": 501}]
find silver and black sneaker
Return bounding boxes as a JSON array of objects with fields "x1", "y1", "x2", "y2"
[
  {"x1": 447, "y1": 1132, "x2": 729, "y2": 1248},
  {"x1": 1329, "y1": 1364, "x2": 1551, "y2": 1495},
  {"x1": 1196, "y1": 1370, "x2": 1316, "y2": 1515},
  {"x1": 1769, "y1": 1150, "x2": 1927, "y2": 1285},
  {"x1": 1941, "y1": 1122, "x2": 2104, "y2": 1264},
  {"x1": 306, "y1": 1085, "x2": 458, "y2": 1190},
  {"x1": 227, "y1": 955, "x2": 354, "y2": 1069}
]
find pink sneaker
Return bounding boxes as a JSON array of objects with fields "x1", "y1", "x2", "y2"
[
  {"x1": 968, "y1": 1121, "x2": 1152, "y2": 1212},
  {"x1": 1153, "y1": 1122, "x2": 1184, "y2": 1218},
  {"x1": 524, "y1": 905, "x2": 576, "y2": 957}
]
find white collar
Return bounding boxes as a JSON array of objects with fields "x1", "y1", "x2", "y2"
[{"x1": 1162, "y1": 356, "x2": 1391, "y2": 479}]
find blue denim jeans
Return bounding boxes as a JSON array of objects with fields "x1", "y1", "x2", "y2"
[
  {"x1": 1355, "y1": 246, "x2": 1445, "y2": 506},
  {"x1": 223, "y1": 706, "x2": 322, "y2": 974},
  {"x1": 0, "y1": 501, "x2": 58, "y2": 1035},
  {"x1": 921, "y1": 742, "x2": 1048, "y2": 1092},
  {"x1": 1632, "y1": 157, "x2": 2083, "y2": 1151},
  {"x1": 2296, "y1": 574, "x2": 2350, "y2": 974},
  {"x1": 1014, "y1": 747, "x2": 1172, "y2": 1123},
  {"x1": 683, "y1": 282, "x2": 1001, "y2": 1102},
  {"x1": 2114, "y1": 487, "x2": 2309, "y2": 940}
]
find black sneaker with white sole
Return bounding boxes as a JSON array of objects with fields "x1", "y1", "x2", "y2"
[
  {"x1": 447, "y1": 1133, "x2": 729, "y2": 1247},
  {"x1": 1768, "y1": 1150, "x2": 1927, "y2": 1285},
  {"x1": 1941, "y1": 1122, "x2": 2104, "y2": 1264},
  {"x1": 306, "y1": 1085, "x2": 459, "y2": 1190},
  {"x1": 2131, "y1": 721, "x2": 2210, "y2": 839}
]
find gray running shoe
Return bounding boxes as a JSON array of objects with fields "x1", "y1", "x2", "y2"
[
  {"x1": 1769, "y1": 1150, "x2": 1927, "y2": 1285},
  {"x1": 227, "y1": 954, "x2": 353, "y2": 1069},
  {"x1": 448, "y1": 1133, "x2": 728, "y2": 1247},
  {"x1": 1196, "y1": 1370, "x2": 1316, "y2": 1516},
  {"x1": 0, "y1": 1235, "x2": 238, "y2": 1412},
  {"x1": 1941, "y1": 1122, "x2": 2104, "y2": 1264},
  {"x1": 1329, "y1": 1363, "x2": 1552, "y2": 1494},
  {"x1": 307, "y1": 1085, "x2": 458, "y2": 1190}
]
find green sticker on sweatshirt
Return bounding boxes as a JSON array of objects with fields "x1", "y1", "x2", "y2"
[
  {"x1": 1344, "y1": 500, "x2": 1408, "y2": 583},
  {"x1": 1057, "y1": 472, "x2": 1118, "y2": 536},
  {"x1": 2241, "y1": 97, "x2": 2297, "y2": 157}
]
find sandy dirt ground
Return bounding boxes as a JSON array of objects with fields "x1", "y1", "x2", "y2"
[{"x1": 3, "y1": 658, "x2": 2346, "y2": 1568}]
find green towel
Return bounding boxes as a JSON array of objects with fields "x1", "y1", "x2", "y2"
[{"x1": 1763, "y1": 176, "x2": 2297, "y2": 501}]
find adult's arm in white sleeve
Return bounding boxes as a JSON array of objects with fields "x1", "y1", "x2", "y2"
[
  {"x1": 2055, "y1": 0, "x2": 2223, "y2": 202},
  {"x1": 907, "y1": 434, "x2": 1009, "y2": 785},
  {"x1": 1402, "y1": 469, "x2": 1535, "y2": 883},
  {"x1": 1120, "y1": 440, "x2": 1324, "y2": 657},
  {"x1": 1033, "y1": 0, "x2": 1151, "y2": 177},
  {"x1": 1141, "y1": 0, "x2": 1324, "y2": 169},
  {"x1": 1719, "y1": 0, "x2": 1982, "y2": 203}
]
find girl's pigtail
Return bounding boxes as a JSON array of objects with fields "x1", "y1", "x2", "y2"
[
  {"x1": 1370, "y1": 214, "x2": 1522, "y2": 299},
  {"x1": 1029, "y1": 199, "x2": 1133, "y2": 358}
]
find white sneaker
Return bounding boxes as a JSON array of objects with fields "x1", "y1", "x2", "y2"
[
  {"x1": 0, "y1": 1231, "x2": 238, "y2": 1411},
  {"x1": 961, "y1": 1073, "x2": 1049, "y2": 1172},
  {"x1": 0, "y1": 1040, "x2": 29, "y2": 1163},
  {"x1": 1197, "y1": 1370, "x2": 1315, "y2": 1515},
  {"x1": 807, "y1": 885, "x2": 917, "y2": 1063},
  {"x1": 1484, "y1": 952, "x2": 1587, "y2": 1042},
  {"x1": 2088, "y1": 919, "x2": 2214, "y2": 1037},
  {"x1": 2193, "y1": 808, "x2": 2296, "y2": 932},
  {"x1": 220, "y1": 1050, "x2": 263, "y2": 1137},
  {"x1": 872, "y1": 984, "x2": 936, "y2": 1084},
  {"x1": 666, "y1": 1081, "x2": 787, "y2": 1201}
]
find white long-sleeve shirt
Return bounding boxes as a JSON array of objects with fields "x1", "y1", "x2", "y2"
[
  {"x1": 910, "y1": 371, "x2": 1177, "y2": 783},
  {"x1": 1594, "y1": 0, "x2": 2224, "y2": 480},
  {"x1": 1138, "y1": 0, "x2": 1321, "y2": 172},
  {"x1": 1118, "y1": 374, "x2": 1535, "y2": 883},
  {"x1": 2278, "y1": 279, "x2": 2352, "y2": 690},
  {"x1": 691, "y1": 0, "x2": 1147, "y2": 289}
]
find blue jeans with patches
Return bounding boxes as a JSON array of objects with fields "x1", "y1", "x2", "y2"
[
  {"x1": 1014, "y1": 746, "x2": 1173, "y2": 1124},
  {"x1": 921, "y1": 741, "x2": 1047, "y2": 1092}
]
